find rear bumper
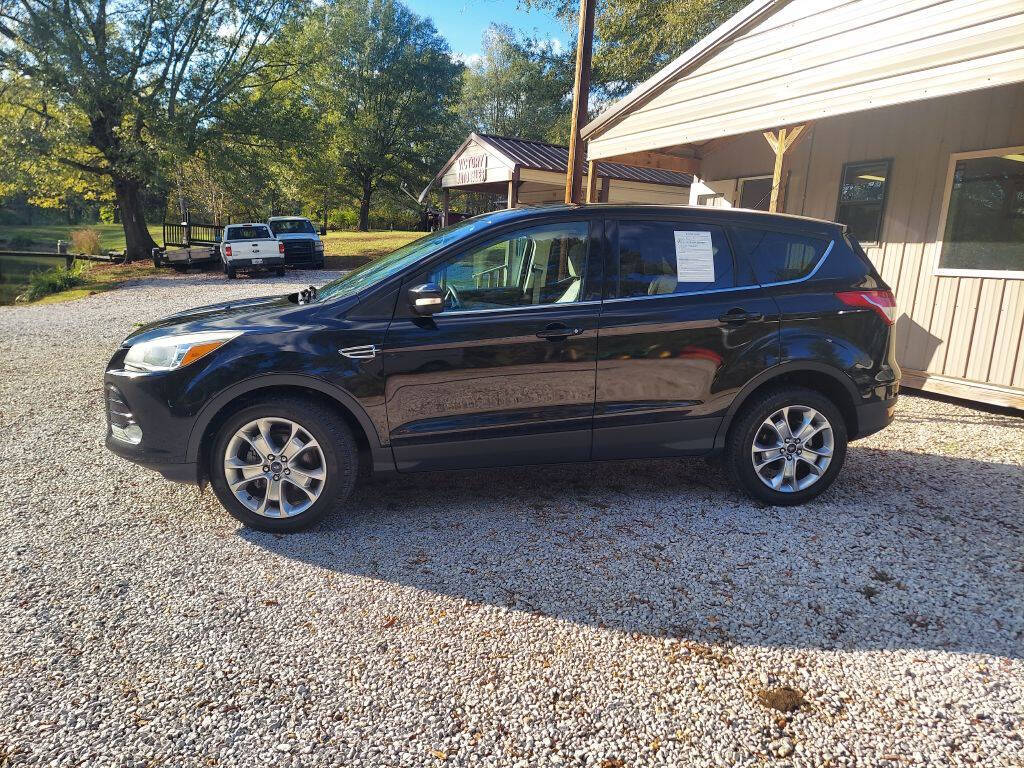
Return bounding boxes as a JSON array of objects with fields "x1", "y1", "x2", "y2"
[
  {"x1": 227, "y1": 256, "x2": 285, "y2": 269},
  {"x1": 853, "y1": 385, "x2": 899, "y2": 440}
]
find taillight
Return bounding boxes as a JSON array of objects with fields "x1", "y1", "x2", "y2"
[
  {"x1": 224, "y1": 245, "x2": 232, "y2": 258},
  {"x1": 279, "y1": 241, "x2": 285, "y2": 254},
  {"x1": 836, "y1": 289, "x2": 896, "y2": 325}
]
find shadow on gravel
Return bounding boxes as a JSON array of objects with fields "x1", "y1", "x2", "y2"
[{"x1": 240, "y1": 446, "x2": 1024, "y2": 658}]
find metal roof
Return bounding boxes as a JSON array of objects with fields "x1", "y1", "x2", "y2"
[{"x1": 477, "y1": 134, "x2": 693, "y2": 187}]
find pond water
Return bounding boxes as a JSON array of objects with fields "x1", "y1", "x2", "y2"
[{"x1": 0, "y1": 253, "x2": 69, "y2": 304}]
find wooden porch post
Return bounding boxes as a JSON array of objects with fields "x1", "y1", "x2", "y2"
[
  {"x1": 507, "y1": 166, "x2": 520, "y2": 209},
  {"x1": 441, "y1": 188, "x2": 450, "y2": 227},
  {"x1": 599, "y1": 176, "x2": 610, "y2": 203},
  {"x1": 565, "y1": 0, "x2": 596, "y2": 204},
  {"x1": 586, "y1": 160, "x2": 599, "y2": 203},
  {"x1": 762, "y1": 123, "x2": 810, "y2": 212}
]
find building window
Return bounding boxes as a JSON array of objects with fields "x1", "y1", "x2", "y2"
[
  {"x1": 937, "y1": 147, "x2": 1024, "y2": 277},
  {"x1": 738, "y1": 176, "x2": 773, "y2": 211},
  {"x1": 835, "y1": 159, "x2": 891, "y2": 243}
]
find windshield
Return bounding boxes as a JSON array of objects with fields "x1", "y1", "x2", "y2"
[
  {"x1": 270, "y1": 219, "x2": 316, "y2": 235},
  {"x1": 315, "y1": 215, "x2": 500, "y2": 303}
]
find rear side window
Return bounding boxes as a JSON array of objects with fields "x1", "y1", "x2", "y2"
[
  {"x1": 615, "y1": 221, "x2": 737, "y2": 298},
  {"x1": 731, "y1": 227, "x2": 830, "y2": 284},
  {"x1": 226, "y1": 225, "x2": 272, "y2": 241}
]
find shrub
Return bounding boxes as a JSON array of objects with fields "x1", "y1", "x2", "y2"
[
  {"x1": 18, "y1": 260, "x2": 88, "y2": 302},
  {"x1": 70, "y1": 227, "x2": 102, "y2": 255}
]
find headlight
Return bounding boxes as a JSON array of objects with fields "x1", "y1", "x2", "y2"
[
  {"x1": 314, "y1": 241, "x2": 324, "y2": 251},
  {"x1": 123, "y1": 330, "x2": 242, "y2": 373}
]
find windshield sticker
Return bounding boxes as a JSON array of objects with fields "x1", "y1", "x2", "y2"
[{"x1": 674, "y1": 230, "x2": 715, "y2": 283}]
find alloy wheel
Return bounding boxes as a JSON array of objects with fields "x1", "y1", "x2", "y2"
[
  {"x1": 223, "y1": 417, "x2": 326, "y2": 518},
  {"x1": 750, "y1": 405, "x2": 834, "y2": 493}
]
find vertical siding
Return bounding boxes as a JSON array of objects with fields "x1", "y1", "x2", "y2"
[{"x1": 700, "y1": 83, "x2": 1024, "y2": 402}]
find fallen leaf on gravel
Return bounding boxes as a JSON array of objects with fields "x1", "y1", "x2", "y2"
[
  {"x1": 600, "y1": 759, "x2": 625, "y2": 768},
  {"x1": 382, "y1": 616, "x2": 398, "y2": 629},
  {"x1": 430, "y1": 748, "x2": 447, "y2": 760}
]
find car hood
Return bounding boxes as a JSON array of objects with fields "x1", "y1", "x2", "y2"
[{"x1": 123, "y1": 293, "x2": 318, "y2": 346}]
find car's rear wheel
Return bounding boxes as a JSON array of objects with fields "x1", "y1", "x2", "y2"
[
  {"x1": 226, "y1": 265, "x2": 236, "y2": 279},
  {"x1": 209, "y1": 398, "x2": 358, "y2": 532},
  {"x1": 276, "y1": 267, "x2": 286, "y2": 277},
  {"x1": 727, "y1": 386, "x2": 847, "y2": 506}
]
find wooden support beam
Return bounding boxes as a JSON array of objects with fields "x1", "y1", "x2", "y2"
[
  {"x1": 565, "y1": 0, "x2": 596, "y2": 204},
  {"x1": 441, "y1": 188, "x2": 450, "y2": 227},
  {"x1": 762, "y1": 123, "x2": 811, "y2": 212},
  {"x1": 599, "y1": 175, "x2": 610, "y2": 203},
  {"x1": 585, "y1": 160, "x2": 599, "y2": 203},
  {"x1": 605, "y1": 150, "x2": 701, "y2": 175},
  {"x1": 507, "y1": 166, "x2": 520, "y2": 209}
]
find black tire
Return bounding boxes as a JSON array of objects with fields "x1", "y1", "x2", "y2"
[
  {"x1": 226, "y1": 266, "x2": 236, "y2": 280},
  {"x1": 208, "y1": 397, "x2": 359, "y2": 532},
  {"x1": 276, "y1": 267, "x2": 286, "y2": 277},
  {"x1": 726, "y1": 386, "x2": 847, "y2": 506},
  {"x1": 172, "y1": 265, "x2": 187, "y2": 273}
]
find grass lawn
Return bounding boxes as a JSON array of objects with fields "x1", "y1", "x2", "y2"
[
  {"x1": 0, "y1": 223, "x2": 163, "y2": 253},
  {"x1": 3, "y1": 229, "x2": 424, "y2": 305},
  {"x1": 322, "y1": 230, "x2": 422, "y2": 268}
]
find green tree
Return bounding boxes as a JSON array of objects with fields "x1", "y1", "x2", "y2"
[
  {"x1": 294, "y1": 0, "x2": 463, "y2": 231},
  {"x1": 458, "y1": 25, "x2": 574, "y2": 143},
  {"x1": 0, "y1": 0, "x2": 302, "y2": 258},
  {"x1": 523, "y1": 0, "x2": 748, "y2": 97}
]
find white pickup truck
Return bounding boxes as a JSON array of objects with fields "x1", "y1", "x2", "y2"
[{"x1": 219, "y1": 223, "x2": 286, "y2": 279}]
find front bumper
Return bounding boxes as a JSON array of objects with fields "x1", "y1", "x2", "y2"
[
  {"x1": 105, "y1": 433, "x2": 199, "y2": 483},
  {"x1": 104, "y1": 369, "x2": 204, "y2": 485}
]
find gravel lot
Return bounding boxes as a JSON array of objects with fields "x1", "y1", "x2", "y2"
[{"x1": 1, "y1": 271, "x2": 1022, "y2": 767}]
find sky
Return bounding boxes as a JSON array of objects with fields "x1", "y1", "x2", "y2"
[{"x1": 402, "y1": 0, "x2": 567, "y2": 63}]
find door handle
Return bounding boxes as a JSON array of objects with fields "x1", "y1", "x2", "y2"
[
  {"x1": 718, "y1": 308, "x2": 765, "y2": 324},
  {"x1": 536, "y1": 324, "x2": 582, "y2": 340}
]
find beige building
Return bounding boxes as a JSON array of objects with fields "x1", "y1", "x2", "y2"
[
  {"x1": 581, "y1": 0, "x2": 1024, "y2": 409},
  {"x1": 420, "y1": 133, "x2": 691, "y2": 220}
]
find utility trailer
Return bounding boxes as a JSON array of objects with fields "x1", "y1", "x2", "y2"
[{"x1": 152, "y1": 221, "x2": 225, "y2": 271}]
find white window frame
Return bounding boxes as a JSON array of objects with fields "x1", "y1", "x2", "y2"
[{"x1": 933, "y1": 144, "x2": 1024, "y2": 280}]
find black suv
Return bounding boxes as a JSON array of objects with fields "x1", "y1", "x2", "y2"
[{"x1": 105, "y1": 205, "x2": 900, "y2": 531}]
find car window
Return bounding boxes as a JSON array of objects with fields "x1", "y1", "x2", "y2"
[
  {"x1": 615, "y1": 221, "x2": 736, "y2": 298},
  {"x1": 731, "y1": 227, "x2": 830, "y2": 284},
  {"x1": 269, "y1": 219, "x2": 316, "y2": 235},
  {"x1": 226, "y1": 225, "x2": 273, "y2": 241},
  {"x1": 426, "y1": 222, "x2": 589, "y2": 312}
]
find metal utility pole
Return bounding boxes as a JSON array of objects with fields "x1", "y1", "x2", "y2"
[{"x1": 565, "y1": 0, "x2": 596, "y2": 204}]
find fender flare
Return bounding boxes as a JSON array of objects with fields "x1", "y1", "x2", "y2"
[
  {"x1": 185, "y1": 373, "x2": 385, "y2": 465},
  {"x1": 712, "y1": 361, "x2": 861, "y2": 450}
]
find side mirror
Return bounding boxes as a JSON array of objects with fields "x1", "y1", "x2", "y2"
[{"x1": 408, "y1": 282, "x2": 444, "y2": 315}]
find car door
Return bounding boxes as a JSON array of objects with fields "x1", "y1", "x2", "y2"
[
  {"x1": 382, "y1": 218, "x2": 603, "y2": 471},
  {"x1": 593, "y1": 216, "x2": 780, "y2": 460}
]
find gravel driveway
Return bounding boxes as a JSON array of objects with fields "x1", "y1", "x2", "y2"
[{"x1": 1, "y1": 271, "x2": 1022, "y2": 767}]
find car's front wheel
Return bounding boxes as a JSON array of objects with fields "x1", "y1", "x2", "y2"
[
  {"x1": 727, "y1": 386, "x2": 847, "y2": 506},
  {"x1": 208, "y1": 398, "x2": 358, "y2": 532}
]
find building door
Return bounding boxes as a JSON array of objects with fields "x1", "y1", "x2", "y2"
[{"x1": 738, "y1": 176, "x2": 773, "y2": 211}]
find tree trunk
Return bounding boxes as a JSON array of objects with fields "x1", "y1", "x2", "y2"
[
  {"x1": 113, "y1": 176, "x2": 158, "y2": 260},
  {"x1": 358, "y1": 178, "x2": 372, "y2": 232}
]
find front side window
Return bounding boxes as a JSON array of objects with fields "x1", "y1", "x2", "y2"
[
  {"x1": 836, "y1": 159, "x2": 891, "y2": 243},
  {"x1": 938, "y1": 149, "x2": 1024, "y2": 275},
  {"x1": 731, "y1": 227, "x2": 829, "y2": 284},
  {"x1": 615, "y1": 221, "x2": 736, "y2": 298},
  {"x1": 226, "y1": 225, "x2": 273, "y2": 241},
  {"x1": 426, "y1": 222, "x2": 589, "y2": 312}
]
